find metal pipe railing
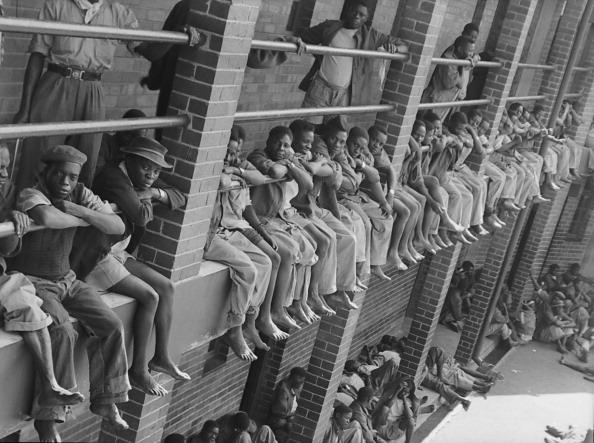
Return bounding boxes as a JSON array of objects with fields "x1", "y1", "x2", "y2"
[
  {"x1": 0, "y1": 116, "x2": 188, "y2": 140},
  {"x1": 572, "y1": 66, "x2": 591, "y2": 72},
  {"x1": 516, "y1": 63, "x2": 555, "y2": 71},
  {"x1": 0, "y1": 222, "x2": 69, "y2": 239},
  {"x1": 417, "y1": 99, "x2": 490, "y2": 110},
  {"x1": 250, "y1": 39, "x2": 408, "y2": 61},
  {"x1": 431, "y1": 57, "x2": 501, "y2": 68},
  {"x1": 0, "y1": 16, "x2": 189, "y2": 43},
  {"x1": 563, "y1": 92, "x2": 582, "y2": 99},
  {"x1": 234, "y1": 104, "x2": 394, "y2": 122},
  {"x1": 505, "y1": 95, "x2": 546, "y2": 102}
]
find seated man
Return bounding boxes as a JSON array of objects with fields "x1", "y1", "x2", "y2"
[
  {"x1": 485, "y1": 286, "x2": 520, "y2": 346},
  {"x1": 350, "y1": 387, "x2": 384, "y2": 443},
  {"x1": 10, "y1": 145, "x2": 129, "y2": 441},
  {"x1": 441, "y1": 261, "x2": 478, "y2": 332},
  {"x1": 323, "y1": 404, "x2": 360, "y2": 443},
  {"x1": 71, "y1": 136, "x2": 191, "y2": 396},
  {"x1": 268, "y1": 367, "x2": 307, "y2": 443},
  {"x1": 0, "y1": 144, "x2": 84, "y2": 426},
  {"x1": 372, "y1": 377, "x2": 418, "y2": 443}
]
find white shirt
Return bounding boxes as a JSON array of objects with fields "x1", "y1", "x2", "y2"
[{"x1": 319, "y1": 27, "x2": 357, "y2": 88}]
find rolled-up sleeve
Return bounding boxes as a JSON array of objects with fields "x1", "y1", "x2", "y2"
[{"x1": 28, "y1": 0, "x2": 56, "y2": 56}]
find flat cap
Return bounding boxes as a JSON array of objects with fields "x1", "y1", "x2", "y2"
[
  {"x1": 41, "y1": 145, "x2": 87, "y2": 166},
  {"x1": 120, "y1": 136, "x2": 172, "y2": 169}
]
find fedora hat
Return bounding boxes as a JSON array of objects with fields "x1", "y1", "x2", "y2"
[{"x1": 120, "y1": 136, "x2": 173, "y2": 169}]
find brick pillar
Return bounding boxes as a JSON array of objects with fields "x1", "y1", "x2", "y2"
[
  {"x1": 290, "y1": 291, "x2": 365, "y2": 442},
  {"x1": 510, "y1": 0, "x2": 588, "y2": 300},
  {"x1": 569, "y1": 29, "x2": 594, "y2": 146},
  {"x1": 98, "y1": 1, "x2": 262, "y2": 442},
  {"x1": 481, "y1": 0, "x2": 539, "y2": 143},
  {"x1": 398, "y1": 246, "x2": 462, "y2": 386},
  {"x1": 375, "y1": 0, "x2": 450, "y2": 173}
]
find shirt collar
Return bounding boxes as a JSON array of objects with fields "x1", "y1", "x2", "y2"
[{"x1": 72, "y1": 0, "x2": 105, "y2": 24}]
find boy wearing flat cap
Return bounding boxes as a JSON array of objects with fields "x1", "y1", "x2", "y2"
[
  {"x1": 72, "y1": 136, "x2": 189, "y2": 397},
  {"x1": 9, "y1": 144, "x2": 129, "y2": 442}
]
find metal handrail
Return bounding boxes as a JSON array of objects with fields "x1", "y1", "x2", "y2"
[
  {"x1": 505, "y1": 95, "x2": 546, "y2": 102},
  {"x1": 417, "y1": 99, "x2": 490, "y2": 110},
  {"x1": 516, "y1": 63, "x2": 555, "y2": 71},
  {"x1": 572, "y1": 66, "x2": 590, "y2": 72},
  {"x1": 431, "y1": 57, "x2": 501, "y2": 68},
  {"x1": 234, "y1": 104, "x2": 394, "y2": 122},
  {"x1": 0, "y1": 116, "x2": 188, "y2": 140},
  {"x1": 250, "y1": 39, "x2": 408, "y2": 61},
  {"x1": 563, "y1": 92, "x2": 582, "y2": 99},
  {"x1": 0, "y1": 16, "x2": 189, "y2": 43}
]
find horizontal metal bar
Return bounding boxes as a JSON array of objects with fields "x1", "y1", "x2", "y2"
[
  {"x1": 516, "y1": 63, "x2": 555, "y2": 71},
  {"x1": 0, "y1": 16, "x2": 189, "y2": 43},
  {"x1": 431, "y1": 57, "x2": 502, "y2": 68},
  {"x1": 572, "y1": 66, "x2": 590, "y2": 72},
  {"x1": 505, "y1": 95, "x2": 546, "y2": 102},
  {"x1": 0, "y1": 116, "x2": 188, "y2": 140},
  {"x1": 417, "y1": 99, "x2": 491, "y2": 110},
  {"x1": 563, "y1": 92, "x2": 582, "y2": 99},
  {"x1": 218, "y1": 177, "x2": 287, "y2": 193},
  {"x1": 250, "y1": 39, "x2": 408, "y2": 61},
  {"x1": 234, "y1": 104, "x2": 394, "y2": 122}
]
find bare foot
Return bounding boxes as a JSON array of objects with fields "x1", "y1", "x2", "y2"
[
  {"x1": 559, "y1": 356, "x2": 566, "y2": 364},
  {"x1": 149, "y1": 357, "x2": 191, "y2": 381},
  {"x1": 129, "y1": 369, "x2": 168, "y2": 396},
  {"x1": 271, "y1": 308, "x2": 301, "y2": 331},
  {"x1": 387, "y1": 251, "x2": 408, "y2": 271},
  {"x1": 308, "y1": 293, "x2": 335, "y2": 316},
  {"x1": 222, "y1": 327, "x2": 257, "y2": 361},
  {"x1": 371, "y1": 265, "x2": 391, "y2": 281},
  {"x1": 39, "y1": 385, "x2": 84, "y2": 407},
  {"x1": 34, "y1": 420, "x2": 61, "y2": 443},
  {"x1": 411, "y1": 249, "x2": 425, "y2": 261},
  {"x1": 461, "y1": 398, "x2": 471, "y2": 411},
  {"x1": 533, "y1": 195, "x2": 550, "y2": 204},
  {"x1": 399, "y1": 249, "x2": 417, "y2": 265},
  {"x1": 90, "y1": 403, "x2": 129, "y2": 431},
  {"x1": 301, "y1": 299, "x2": 320, "y2": 323},
  {"x1": 256, "y1": 316, "x2": 289, "y2": 341},
  {"x1": 243, "y1": 322, "x2": 270, "y2": 351},
  {"x1": 355, "y1": 276, "x2": 368, "y2": 290},
  {"x1": 325, "y1": 291, "x2": 358, "y2": 310},
  {"x1": 287, "y1": 302, "x2": 311, "y2": 325}
]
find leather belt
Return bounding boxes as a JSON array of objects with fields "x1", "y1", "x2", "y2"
[{"x1": 47, "y1": 63, "x2": 102, "y2": 81}]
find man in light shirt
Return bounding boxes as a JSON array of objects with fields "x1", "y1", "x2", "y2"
[{"x1": 298, "y1": 0, "x2": 407, "y2": 123}]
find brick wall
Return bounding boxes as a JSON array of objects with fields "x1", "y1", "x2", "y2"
[{"x1": 0, "y1": 0, "x2": 179, "y2": 124}]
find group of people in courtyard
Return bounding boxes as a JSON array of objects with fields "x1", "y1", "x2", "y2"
[{"x1": 0, "y1": 0, "x2": 591, "y2": 442}]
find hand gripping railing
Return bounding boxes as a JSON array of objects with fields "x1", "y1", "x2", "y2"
[{"x1": 0, "y1": 116, "x2": 189, "y2": 140}]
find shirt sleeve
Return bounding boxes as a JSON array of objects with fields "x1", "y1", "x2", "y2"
[
  {"x1": 78, "y1": 186, "x2": 114, "y2": 214},
  {"x1": 247, "y1": 150, "x2": 275, "y2": 175},
  {"x1": 154, "y1": 177, "x2": 187, "y2": 210},
  {"x1": 113, "y1": 2, "x2": 140, "y2": 53},
  {"x1": 28, "y1": 0, "x2": 56, "y2": 56},
  {"x1": 16, "y1": 188, "x2": 52, "y2": 213}
]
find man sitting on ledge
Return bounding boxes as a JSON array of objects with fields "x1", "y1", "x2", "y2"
[
  {"x1": 268, "y1": 366, "x2": 307, "y2": 443},
  {"x1": 9, "y1": 145, "x2": 129, "y2": 442}
]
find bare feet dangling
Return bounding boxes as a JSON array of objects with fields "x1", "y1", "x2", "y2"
[
  {"x1": 287, "y1": 301, "x2": 311, "y2": 324},
  {"x1": 325, "y1": 291, "x2": 358, "y2": 310},
  {"x1": 256, "y1": 316, "x2": 289, "y2": 341},
  {"x1": 308, "y1": 292, "x2": 335, "y2": 316},
  {"x1": 90, "y1": 403, "x2": 130, "y2": 431},
  {"x1": 222, "y1": 327, "x2": 257, "y2": 361},
  {"x1": 129, "y1": 369, "x2": 168, "y2": 396},
  {"x1": 371, "y1": 265, "x2": 391, "y2": 281},
  {"x1": 149, "y1": 357, "x2": 191, "y2": 381},
  {"x1": 301, "y1": 298, "x2": 320, "y2": 323},
  {"x1": 355, "y1": 276, "x2": 368, "y2": 291},
  {"x1": 243, "y1": 314, "x2": 270, "y2": 351},
  {"x1": 39, "y1": 384, "x2": 84, "y2": 407},
  {"x1": 271, "y1": 308, "x2": 301, "y2": 331}
]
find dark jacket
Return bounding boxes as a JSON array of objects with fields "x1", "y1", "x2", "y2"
[
  {"x1": 70, "y1": 163, "x2": 186, "y2": 279},
  {"x1": 299, "y1": 20, "x2": 396, "y2": 106}
]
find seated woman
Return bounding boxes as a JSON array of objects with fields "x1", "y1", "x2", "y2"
[
  {"x1": 325, "y1": 126, "x2": 393, "y2": 284},
  {"x1": 529, "y1": 105, "x2": 564, "y2": 190},
  {"x1": 556, "y1": 101, "x2": 583, "y2": 180},
  {"x1": 187, "y1": 420, "x2": 219, "y2": 443},
  {"x1": 408, "y1": 120, "x2": 465, "y2": 251},
  {"x1": 468, "y1": 110, "x2": 507, "y2": 229},
  {"x1": 73, "y1": 136, "x2": 190, "y2": 396},
  {"x1": 289, "y1": 120, "x2": 362, "y2": 315},
  {"x1": 425, "y1": 346, "x2": 494, "y2": 395},
  {"x1": 536, "y1": 294, "x2": 576, "y2": 354},
  {"x1": 485, "y1": 286, "x2": 520, "y2": 346},
  {"x1": 423, "y1": 112, "x2": 474, "y2": 247},
  {"x1": 203, "y1": 129, "x2": 288, "y2": 360},
  {"x1": 248, "y1": 126, "x2": 323, "y2": 326},
  {"x1": 366, "y1": 125, "x2": 425, "y2": 269},
  {"x1": 372, "y1": 376, "x2": 418, "y2": 443}
]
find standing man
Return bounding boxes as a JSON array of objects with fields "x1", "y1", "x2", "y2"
[
  {"x1": 9, "y1": 145, "x2": 129, "y2": 442},
  {"x1": 13, "y1": 0, "x2": 202, "y2": 189},
  {"x1": 299, "y1": 0, "x2": 407, "y2": 122}
]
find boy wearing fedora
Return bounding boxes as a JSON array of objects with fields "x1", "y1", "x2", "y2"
[
  {"x1": 9, "y1": 144, "x2": 129, "y2": 442},
  {"x1": 72, "y1": 136, "x2": 190, "y2": 397}
]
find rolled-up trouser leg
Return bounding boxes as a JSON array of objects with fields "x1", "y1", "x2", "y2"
[
  {"x1": 360, "y1": 200, "x2": 393, "y2": 267},
  {"x1": 484, "y1": 161, "x2": 506, "y2": 210},
  {"x1": 456, "y1": 167, "x2": 486, "y2": 226},
  {"x1": 305, "y1": 216, "x2": 337, "y2": 295},
  {"x1": 338, "y1": 204, "x2": 367, "y2": 265},
  {"x1": 65, "y1": 281, "x2": 131, "y2": 406},
  {"x1": 203, "y1": 235, "x2": 256, "y2": 327},
  {"x1": 342, "y1": 200, "x2": 372, "y2": 274},
  {"x1": 442, "y1": 179, "x2": 463, "y2": 226},
  {"x1": 449, "y1": 175, "x2": 473, "y2": 228},
  {"x1": 319, "y1": 208, "x2": 357, "y2": 292}
]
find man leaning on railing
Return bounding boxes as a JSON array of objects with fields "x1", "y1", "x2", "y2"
[{"x1": 12, "y1": 0, "x2": 203, "y2": 190}]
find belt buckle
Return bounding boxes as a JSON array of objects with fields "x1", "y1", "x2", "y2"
[{"x1": 66, "y1": 67, "x2": 84, "y2": 80}]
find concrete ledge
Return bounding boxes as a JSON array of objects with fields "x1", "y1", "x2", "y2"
[{"x1": 0, "y1": 260, "x2": 231, "y2": 438}]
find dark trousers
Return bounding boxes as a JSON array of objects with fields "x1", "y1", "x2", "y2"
[{"x1": 29, "y1": 271, "x2": 129, "y2": 422}]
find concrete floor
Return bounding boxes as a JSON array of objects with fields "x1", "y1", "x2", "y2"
[{"x1": 422, "y1": 341, "x2": 594, "y2": 443}]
